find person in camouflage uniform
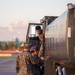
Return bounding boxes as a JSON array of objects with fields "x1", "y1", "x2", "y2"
[
  {"x1": 35, "y1": 26, "x2": 45, "y2": 58},
  {"x1": 35, "y1": 26, "x2": 45, "y2": 75},
  {"x1": 16, "y1": 42, "x2": 41, "y2": 75},
  {"x1": 30, "y1": 46, "x2": 43, "y2": 75}
]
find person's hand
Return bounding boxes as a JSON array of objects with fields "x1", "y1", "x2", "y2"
[{"x1": 40, "y1": 57, "x2": 44, "y2": 60}]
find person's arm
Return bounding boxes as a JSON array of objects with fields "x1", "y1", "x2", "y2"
[
  {"x1": 30, "y1": 54, "x2": 41, "y2": 64},
  {"x1": 38, "y1": 34, "x2": 44, "y2": 57}
]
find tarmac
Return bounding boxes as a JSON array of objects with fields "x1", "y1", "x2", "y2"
[{"x1": 0, "y1": 58, "x2": 17, "y2": 75}]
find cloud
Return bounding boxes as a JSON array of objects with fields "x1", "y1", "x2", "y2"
[
  {"x1": 8, "y1": 26, "x2": 14, "y2": 32},
  {"x1": 0, "y1": 20, "x2": 31, "y2": 41}
]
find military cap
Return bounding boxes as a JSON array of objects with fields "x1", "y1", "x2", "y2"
[
  {"x1": 24, "y1": 42, "x2": 30, "y2": 48},
  {"x1": 30, "y1": 46, "x2": 39, "y2": 52},
  {"x1": 20, "y1": 42, "x2": 30, "y2": 49}
]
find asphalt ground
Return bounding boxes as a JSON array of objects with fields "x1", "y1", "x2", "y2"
[{"x1": 0, "y1": 58, "x2": 17, "y2": 75}]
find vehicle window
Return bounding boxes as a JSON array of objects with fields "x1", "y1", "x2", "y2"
[{"x1": 28, "y1": 25, "x2": 42, "y2": 37}]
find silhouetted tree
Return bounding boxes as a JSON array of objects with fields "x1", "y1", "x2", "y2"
[
  {"x1": 0, "y1": 42, "x2": 2, "y2": 50},
  {"x1": 4, "y1": 42, "x2": 8, "y2": 50}
]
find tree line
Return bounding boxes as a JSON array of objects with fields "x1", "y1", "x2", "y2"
[{"x1": 0, "y1": 38, "x2": 24, "y2": 50}]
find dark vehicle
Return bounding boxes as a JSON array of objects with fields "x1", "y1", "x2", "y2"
[
  {"x1": 26, "y1": 16, "x2": 57, "y2": 47},
  {"x1": 26, "y1": 3, "x2": 75, "y2": 75},
  {"x1": 45, "y1": 3, "x2": 75, "y2": 75}
]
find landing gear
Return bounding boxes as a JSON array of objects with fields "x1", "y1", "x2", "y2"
[
  {"x1": 57, "y1": 66, "x2": 66, "y2": 75},
  {"x1": 56, "y1": 65, "x2": 75, "y2": 75},
  {"x1": 45, "y1": 60, "x2": 75, "y2": 75}
]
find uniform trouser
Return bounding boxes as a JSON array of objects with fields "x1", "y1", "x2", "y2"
[{"x1": 40, "y1": 66, "x2": 44, "y2": 75}]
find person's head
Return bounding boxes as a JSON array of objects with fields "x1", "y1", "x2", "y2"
[
  {"x1": 30, "y1": 46, "x2": 39, "y2": 55},
  {"x1": 35, "y1": 26, "x2": 42, "y2": 35},
  {"x1": 20, "y1": 42, "x2": 30, "y2": 51}
]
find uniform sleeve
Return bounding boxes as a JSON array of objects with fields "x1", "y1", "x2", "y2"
[
  {"x1": 30, "y1": 54, "x2": 41, "y2": 64},
  {"x1": 38, "y1": 45, "x2": 43, "y2": 57},
  {"x1": 38, "y1": 34, "x2": 45, "y2": 57},
  {"x1": 16, "y1": 55, "x2": 20, "y2": 73},
  {"x1": 39, "y1": 34, "x2": 44, "y2": 42}
]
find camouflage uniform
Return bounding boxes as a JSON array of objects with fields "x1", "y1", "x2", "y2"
[
  {"x1": 32, "y1": 55, "x2": 42, "y2": 75},
  {"x1": 16, "y1": 51, "x2": 41, "y2": 75},
  {"x1": 38, "y1": 33, "x2": 45, "y2": 75},
  {"x1": 35, "y1": 26, "x2": 44, "y2": 75},
  {"x1": 38, "y1": 33, "x2": 44, "y2": 57}
]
